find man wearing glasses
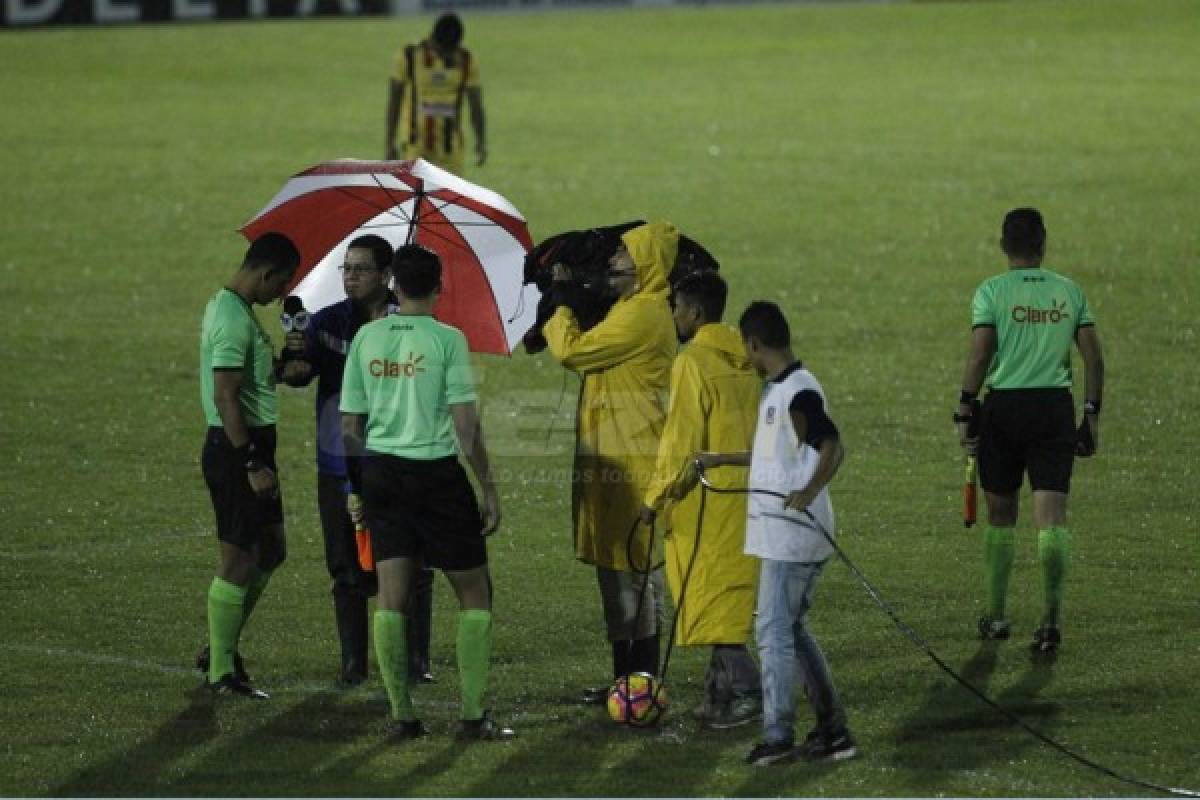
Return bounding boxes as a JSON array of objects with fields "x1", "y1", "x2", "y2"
[{"x1": 282, "y1": 234, "x2": 437, "y2": 687}]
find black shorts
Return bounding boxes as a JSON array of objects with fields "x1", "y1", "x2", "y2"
[
  {"x1": 362, "y1": 453, "x2": 487, "y2": 571},
  {"x1": 979, "y1": 389, "x2": 1075, "y2": 494},
  {"x1": 201, "y1": 426, "x2": 284, "y2": 549}
]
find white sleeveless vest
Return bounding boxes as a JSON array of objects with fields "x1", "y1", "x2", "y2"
[{"x1": 745, "y1": 366, "x2": 836, "y2": 563}]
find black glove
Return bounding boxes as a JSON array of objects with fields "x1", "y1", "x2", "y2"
[{"x1": 1075, "y1": 419, "x2": 1096, "y2": 457}]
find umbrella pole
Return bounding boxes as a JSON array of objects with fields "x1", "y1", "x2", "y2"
[{"x1": 406, "y1": 183, "x2": 424, "y2": 245}]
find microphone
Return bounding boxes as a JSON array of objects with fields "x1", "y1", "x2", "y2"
[{"x1": 280, "y1": 295, "x2": 309, "y2": 361}]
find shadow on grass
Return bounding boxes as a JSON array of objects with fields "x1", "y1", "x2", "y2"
[
  {"x1": 889, "y1": 641, "x2": 1060, "y2": 791},
  {"x1": 52, "y1": 685, "x2": 219, "y2": 796},
  {"x1": 174, "y1": 689, "x2": 390, "y2": 794},
  {"x1": 456, "y1": 702, "x2": 732, "y2": 798}
]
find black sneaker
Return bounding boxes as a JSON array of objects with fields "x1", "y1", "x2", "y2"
[
  {"x1": 196, "y1": 646, "x2": 249, "y2": 683},
  {"x1": 978, "y1": 616, "x2": 1011, "y2": 640},
  {"x1": 456, "y1": 710, "x2": 516, "y2": 741},
  {"x1": 796, "y1": 728, "x2": 859, "y2": 762},
  {"x1": 1031, "y1": 625, "x2": 1061, "y2": 656},
  {"x1": 384, "y1": 718, "x2": 428, "y2": 741},
  {"x1": 581, "y1": 685, "x2": 610, "y2": 706},
  {"x1": 207, "y1": 673, "x2": 269, "y2": 699},
  {"x1": 744, "y1": 739, "x2": 796, "y2": 766}
]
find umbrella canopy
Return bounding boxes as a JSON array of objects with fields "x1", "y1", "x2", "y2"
[{"x1": 240, "y1": 158, "x2": 539, "y2": 355}]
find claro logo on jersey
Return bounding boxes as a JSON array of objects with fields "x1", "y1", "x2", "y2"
[
  {"x1": 1012, "y1": 299, "x2": 1071, "y2": 324},
  {"x1": 369, "y1": 352, "x2": 426, "y2": 378}
]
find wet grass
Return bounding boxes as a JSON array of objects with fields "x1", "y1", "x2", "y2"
[{"x1": 1, "y1": 0, "x2": 1198, "y2": 795}]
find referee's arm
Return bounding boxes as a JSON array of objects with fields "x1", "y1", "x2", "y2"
[
  {"x1": 451, "y1": 402, "x2": 501, "y2": 536},
  {"x1": 213, "y1": 368, "x2": 277, "y2": 498},
  {"x1": 1075, "y1": 325, "x2": 1105, "y2": 454},
  {"x1": 959, "y1": 326, "x2": 997, "y2": 398},
  {"x1": 957, "y1": 326, "x2": 997, "y2": 451}
]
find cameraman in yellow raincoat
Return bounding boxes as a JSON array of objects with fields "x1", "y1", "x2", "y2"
[
  {"x1": 640, "y1": 271, "x2": 763, "y2": 729},
  {"x1": 544, "y1": 221, "x2": 677, "y2": 702}
]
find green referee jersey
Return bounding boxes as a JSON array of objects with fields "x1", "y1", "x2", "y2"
[
  {"x1": 339, "y1": 313, "x2": 477, "y2": 459},
  {"x1": 971, "y1": 267, "x2": 1096, "y2": 390},
  {"x1": 199, "y1": 288, "x2": 278, "y2": 427}
]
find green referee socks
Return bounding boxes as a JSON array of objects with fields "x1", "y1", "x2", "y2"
[
  {"x1": 983, "y1": 526, "x2": 1016, "y2": 620},
  {"x1": 374, "y1": 610, "x2": 414, "y2": 721},
  {"x1": 456, "y1": 609, "x2": 493, "y2": 721},
  {"x1": 1038, "y1": 526, "x2": 1071, "y2": 628},
  {"x1": 238, "y1": 568, "x2": 272, "y2": 637},
  {"x1": 207, "y1": 577, "x2": 247, "y2": 683}
]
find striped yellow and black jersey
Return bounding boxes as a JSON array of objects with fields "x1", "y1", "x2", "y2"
[{"x1": 392, "y1": 40, "x2": 481, "y2": 172}]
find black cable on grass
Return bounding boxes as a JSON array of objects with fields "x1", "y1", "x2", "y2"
[
  {"x1": 695, "y1": 463, "x2": 1199, "y2": 798},
  {"x1": 619, "y1": 471, "x2": 715, "y2": 728}
]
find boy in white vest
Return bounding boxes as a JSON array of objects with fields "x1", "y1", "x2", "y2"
[{"x1": 698, "y1": 301, "x2": 856, "y2": 766}]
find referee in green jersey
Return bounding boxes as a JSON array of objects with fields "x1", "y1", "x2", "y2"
[
  {"x1": 955, "y1": 208, "x2": 1105, "y2": 656},
  {"x1": 340, "y1": 244, "x2": 513, "y2": 741},
  {"x1": 198, "y1": 232, "x2": 300, "y2": 697}
]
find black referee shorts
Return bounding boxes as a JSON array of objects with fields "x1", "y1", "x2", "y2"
[
  {"x1": 201, "y1": 425, "x2": 284, "y2": 549},
  {"x1": 362, "y1": 453, "x2": 487, "y2": 572},
  {"x1": 979, "y1": 389, "x2": 1075, "y2": 494}
]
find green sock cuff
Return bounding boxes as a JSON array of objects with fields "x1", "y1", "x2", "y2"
[
  {"x1": 1038, "y1": 526, "x2": 1071, "y2": 547},
  {"x1": 985, "y1": 526, "x2": 1016, "y2": 545},
  {"x1": 210, "y1": 577, "x2": 248, "y2": 603},
  {"x1": 459, "y1": 609, "x2": 493, "y2": 626},
  {"x1": 375, "y1": 609, "x2": 405, "y2": 628}
]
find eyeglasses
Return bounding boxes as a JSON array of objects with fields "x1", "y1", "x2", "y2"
[{"x1": 339, "y1": 265, "x2": 382, "y2": 275}]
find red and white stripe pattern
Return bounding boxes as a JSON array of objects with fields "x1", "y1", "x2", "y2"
[{"x1": 241, "y1": 158, "x2": 538, "y2": 355}]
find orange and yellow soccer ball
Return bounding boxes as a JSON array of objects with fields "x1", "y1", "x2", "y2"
[{"x1": 606, "y1": 672, "x2": 667, "y2": 726}]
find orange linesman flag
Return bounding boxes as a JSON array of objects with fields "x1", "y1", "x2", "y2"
[{"x1": 355, "y1": 523, "x2": 375, "y2": 573}]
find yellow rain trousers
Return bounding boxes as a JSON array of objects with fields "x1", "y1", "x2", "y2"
[
  {"x1": 544, "y1": 222, "x2": 678, "y2": 571},
  {"x1": 644, "y1": 323, "x2": 760, "y2": 646}
]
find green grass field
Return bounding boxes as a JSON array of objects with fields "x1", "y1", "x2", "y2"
[{"x1": 2, "y1": 0, "x2": 1199, "y2": 795}]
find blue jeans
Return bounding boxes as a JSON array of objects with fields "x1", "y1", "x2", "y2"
[{"x1": 755, "y1": 558, "x2": 847, "y2": 745}]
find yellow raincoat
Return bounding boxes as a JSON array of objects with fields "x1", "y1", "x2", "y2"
[
  {"x1": 643, "y1": 323, "x2": 760, "y2": 645},
  {"x1": 544, "y1": 222, "x2": 678, "y2": 571}
]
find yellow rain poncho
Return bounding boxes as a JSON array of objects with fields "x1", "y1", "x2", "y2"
[
  {"x1": 544, "y1": 222, "x2": 678, "y2": 571},
  {"x1": 643, "y1": 323, "x2": 760, "y2": 645}
]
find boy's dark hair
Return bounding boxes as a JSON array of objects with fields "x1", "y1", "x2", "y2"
[
  {"x1": 243, "y1": 232, "x2": 300, "y2": 275},
  {"x1": 432, "y1": 13, "x2": 464, "y2": 49},
  {"x1": 346, "y1": 234, "x2": 394, "y2": 271},
  {"x1": 738, "y1": 301, "x2": 791, "y2": 349},
  {"x1": 1001, "y1": 207, "x2": 1046, "y2": 260},
  {"x1": 392, "y1": 244, "x2": 442, "y2": 299},
  {"x1": 673, "y1": 270, "x2": 727, "y2": 323}
]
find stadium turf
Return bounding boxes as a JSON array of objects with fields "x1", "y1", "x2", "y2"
[{"x1": 1, "y1": 0, "x2": 1198, "y2": 795}]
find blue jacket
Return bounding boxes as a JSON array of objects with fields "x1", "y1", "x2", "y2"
[{"x1": 301, "y1": 295, "x2": 397, "y2": 476}]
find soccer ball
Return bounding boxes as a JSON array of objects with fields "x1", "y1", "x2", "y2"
[{"x1": 606, "y1": 672, "x2": 668, "y2": 726}]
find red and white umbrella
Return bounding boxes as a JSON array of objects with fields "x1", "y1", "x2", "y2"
[{"x1": 240, "y1": 158, "x2": 539, "y2": 355}]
